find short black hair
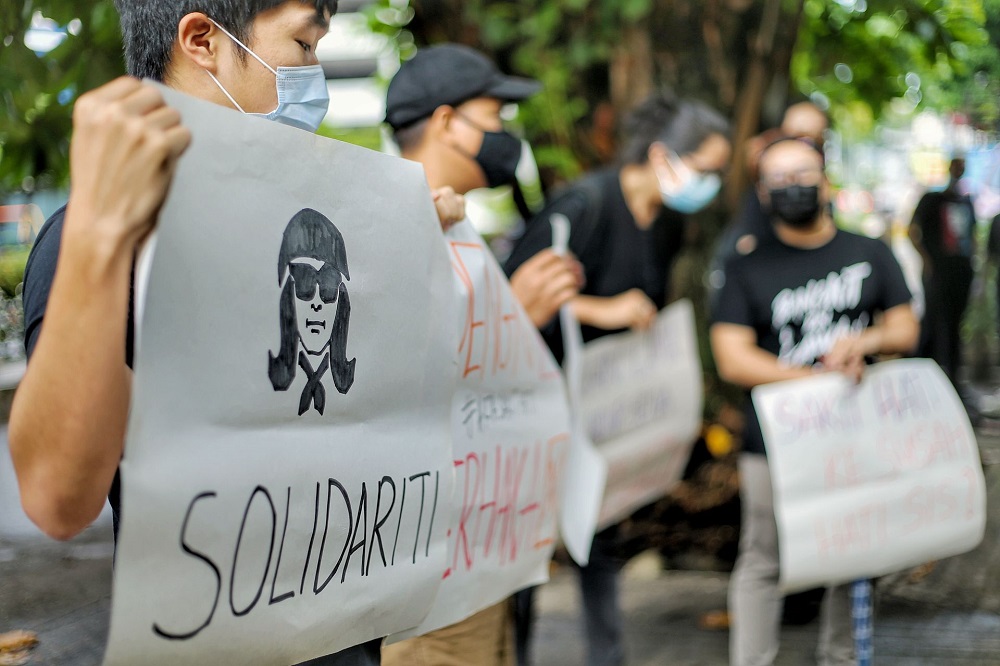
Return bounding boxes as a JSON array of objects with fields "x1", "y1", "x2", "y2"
[
  {"x1": 114, "y1": 0, "x2": 338, "y2": 81},
  {"x1": 619, "y1": 90, "x2": 730, "y2": 165},
  {"x1": 393, "y1": 118, "x2": 429, "y2": 154}
]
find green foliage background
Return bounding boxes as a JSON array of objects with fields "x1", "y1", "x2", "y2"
[
  {"x1": 1, "y1": 0, "x2": 994, "y2": 197},
  {"x1": 369, "y1": 0, "x2": 990, "y2": 182},
  {"x1": 1, "y1": 1, "x2": 124, "y2": 196}
]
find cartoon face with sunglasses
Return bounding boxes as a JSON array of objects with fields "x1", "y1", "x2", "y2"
[
  {"x1": 269, "y1": 208, "x2": 356, "y2": 415},
  {"x1": 288, "y1": 258, "x2": 342, "y2": 354}
]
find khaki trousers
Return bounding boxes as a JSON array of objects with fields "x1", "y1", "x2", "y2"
[
  {"x1": 382, "y1": 601, "x2": 514, "y2": 666},
  {"x1": 729, "y1": 454, "x2": 855, "y2": 666}
]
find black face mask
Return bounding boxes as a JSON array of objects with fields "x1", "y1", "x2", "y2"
[
  {"x1": 454, "y1": 113, "x2": 523, "y2": 188},
  {"x1": 767, "y1": 184, "x2": 821, "y2": 228}
]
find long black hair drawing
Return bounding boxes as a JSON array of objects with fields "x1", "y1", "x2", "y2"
[{"x1": 268, "y1": 208, "x2": 356, "y2": 415}]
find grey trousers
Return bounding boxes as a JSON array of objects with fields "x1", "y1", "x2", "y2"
[{"x1": 729, "y1": 454, "x2": 855, "y2": 666}]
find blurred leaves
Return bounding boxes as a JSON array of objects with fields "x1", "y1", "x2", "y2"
[
  {"x1": 0, "y1": 0, "x2": 994, "y2": 196},
  {"x1": 793, "y1": 0, "x2": 990, "y2": 137},
  {"x1": 376, "y1": 0, "x2": 990, "y2": 182},
  {"x1": 0, "y1": 1, "x2": 124, "y2": 196}
]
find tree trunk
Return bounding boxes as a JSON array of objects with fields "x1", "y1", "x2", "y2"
[
  {"x1": 610, "y1": 25, "x2": 655, "y2": 119},
  {"x1": 725, "y1": 0, "x2": 805, "y2": 209}
]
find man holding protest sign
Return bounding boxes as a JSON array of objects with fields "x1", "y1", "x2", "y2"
[
  {"x1": 380, "y1": 43, "x2": 581, "y2": 666},
  {"x1": 505, "y1": 91, "x2": 731, "y2": 666},
  {"x1": 9, "y1": 1, "x2": 468, "y2": 664},
  {"x1": 710, "y1": 137, "x2": 919, "y2": 666}
]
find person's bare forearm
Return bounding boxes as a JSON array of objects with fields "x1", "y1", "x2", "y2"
[
  {"x1": 10, "y1": 215, "x2": 133, "y2": 540},
  {"x1": 856, "y1": 307, "x2": 919, "y2": 358},
  {"x1": 571, "y1": 290, "x2": 656, "y2": 331},
  {"x1": 9, "y1": 78, "x2": 190, "y2": 540},
  {"x1": 715, "y1": 344, "x2": 814, "y2": 389},
  {"x1": 711, "y1": 324, "x2": 815, "y2": 389},
  {"x1": 570, "y1": 295, "x2": 612, "y2": 328}
]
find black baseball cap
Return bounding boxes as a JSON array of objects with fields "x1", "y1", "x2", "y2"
[{"x1": 385, "y1": 44, "x2": 541, "y2": 130}]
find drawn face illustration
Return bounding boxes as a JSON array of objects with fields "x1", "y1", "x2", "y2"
[
  {"x1": 269, "y1": 208, "x2": 356, "y2": 412},
  {"x1": 289, "y1": 257, "x2": 341, "y2": 354}
]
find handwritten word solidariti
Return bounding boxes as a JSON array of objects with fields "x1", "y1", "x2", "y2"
[{"x1": 151, "y1": 470, "x2": 440, "y2": 641}]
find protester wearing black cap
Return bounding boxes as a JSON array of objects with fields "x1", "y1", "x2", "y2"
[
  {"x1": 386, "y1": 43, "x2": 582, "y2": 330},
  {"x1": 380, "y1": 43, "x2": 582, "y2": 666}
]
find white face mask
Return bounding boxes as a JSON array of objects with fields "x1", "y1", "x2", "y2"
[
  {"x1": 205, "y1": 18, "x2": 330, "y2": 133},
  {"x1": 655, "y1": 148, "x2": 722, "y2": 214}
]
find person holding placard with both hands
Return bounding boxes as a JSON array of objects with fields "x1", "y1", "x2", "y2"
[{"x1": 710, "y1": 137, "x2": 919, "y2": 666}]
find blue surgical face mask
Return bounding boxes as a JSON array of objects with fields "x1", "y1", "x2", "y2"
[
  {"x1": 205, "y1": 19, "x2": 330, "y2": 133},
  {"x1": 655, "y1": 149, "x2": 722, "y2": 214}
]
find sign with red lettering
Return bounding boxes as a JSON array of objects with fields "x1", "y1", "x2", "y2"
[
  {"x1": 752, "y1": 359, "x2": 987, "y2": 593},
  {"x1": 391, "y1": 221, "x2": 571, "y2": 640},
  {"x1": 578, "y1": 300, "x2": 703, "y2": 528}
]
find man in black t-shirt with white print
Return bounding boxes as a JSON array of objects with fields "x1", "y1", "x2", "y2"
[{"x1": 710, "y1": 138, "x2": 918, "y2": 666}]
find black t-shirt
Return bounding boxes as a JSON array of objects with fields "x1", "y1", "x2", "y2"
[
  {"x1": 22, "y1": 206, "x2": 132, "y2": 537},
  {"x1": 503, "y1": 168, "x2": 682, "y2": 363},
  {"x1": 712, "y1": 229, "x2": 912, "y2": 455},
  {"x1": 911, "y1": 189, "x2": 976, "y2": 262}
]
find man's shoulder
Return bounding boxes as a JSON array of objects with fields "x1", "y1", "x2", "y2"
[
  {"x1": 833, "y1": 228, "x2": 892, "y2": 255},
  {"x1": 22, "y1": 205, "x2": 68, "y2": 359},
  {"x1": 24, "y1": 205, "x2": 68, "y2": 285}
]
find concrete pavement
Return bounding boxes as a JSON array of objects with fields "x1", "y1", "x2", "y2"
[{"x1": 4, "y1": 434, "x2": 1000, "y2": 664}]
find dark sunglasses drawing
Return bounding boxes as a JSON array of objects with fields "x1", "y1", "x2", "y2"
[{"x1": 268, "y1": 208, "x2": 356, "y2": 415}]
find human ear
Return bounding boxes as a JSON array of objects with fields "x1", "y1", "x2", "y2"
[
  {"x1": 434, "y1": 105, "x2": 457, "y2": 135},
  {"x1": 177, "y1": 13, "x2": 226, "y2": 73}
]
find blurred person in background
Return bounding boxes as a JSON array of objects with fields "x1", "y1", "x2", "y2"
[
  {"x1": 711, "y1": 137, "x2": 918, "y2": 666},
  {"x1": 709, "y1": 102, "x2": 828, "y2": 297},
  {"x1": 505, "y1": 90, "x2": 731, "y2": 666},
  {"x1": 909, "y1": 157, "x2": 976, "y2": 392}
]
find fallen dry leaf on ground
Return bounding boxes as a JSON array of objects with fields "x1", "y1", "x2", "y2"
[
  {"x1": 0, "y1": 632, "x2": 37, "y2": 653},
  {"x1": 0, "y1": 631, "x2": 38, "y2": 665},
  {"x1": 0, "y1": 651, "x2": 32, "y2": 666}
]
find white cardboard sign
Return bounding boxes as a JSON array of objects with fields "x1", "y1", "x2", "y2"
[
  {"x1": 392, "y1": 221, "x2": 571, "y2": 639},
  {"x1": 752, "y1": 358, "x2": 987, "y2": 593},
  {"x1": 104, "y1": 88, "x2": 458, "y2": 665},
  {"x1": 578, "y1": 300, "x2": 703, "y2": 528}
]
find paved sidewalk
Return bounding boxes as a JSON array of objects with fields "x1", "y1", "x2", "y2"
[
  {"x1": 6, "y1": 543, "x2": 1000, "y2": 665},
  {"x1": 532, "y1": 559, "x2": 1000, "y2": 665},
  {"x1": 4, "y1": 435, "x2": 1000, "y2": 664}
]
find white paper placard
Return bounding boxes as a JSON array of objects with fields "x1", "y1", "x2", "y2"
[
  {"x1": 104, "y1": 87, "x2": 458, "y2": 665},
  {"x1": 752, "y1": 358, "x2": 987, "y2": 593},
  {"x1": 578, "y1": 300, "x2": 703, "y2": 528},
  {"x1": 391, "y1": 221, "x2": 572, "y2": 639}
]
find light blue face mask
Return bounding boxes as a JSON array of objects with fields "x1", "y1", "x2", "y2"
[
  {"x1": 205, "y1": 19, "x2": 330, "y2": 133},
  {"x1": 656, "y1": 150, "x2": 722, "y2": 214}
]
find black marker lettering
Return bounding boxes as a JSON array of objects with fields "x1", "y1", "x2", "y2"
[
  {"x1": 300, "y1": 481, "x2": 321, "y2": 596},
  {"x1": 367, "y1": 476, "x2": 396, "y2": 575},
  {"x1": 269, "y1": 486, "x2": 295, "y2": 605},
  {"x1": 229, "y1": 486, "x2": 276, "y2": 618},
  {"x1": 343, "y1": 482, "x2": 369, "y2": 581},
  {"x1": 426, "y1": 471, "x2": 440, "y2": 558},
  {"x1": 410, "y1": 472, "x2": 430, "y2": 565},
  {"x1": 315, "y1": 479, "x2": 352, "y2": 595},
  {"x1": 392, "y1": 477, "x2": 407, "y2": 566},
  {"x1": 153, "y1": 492, "x2": 221, "y2": 641}
]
